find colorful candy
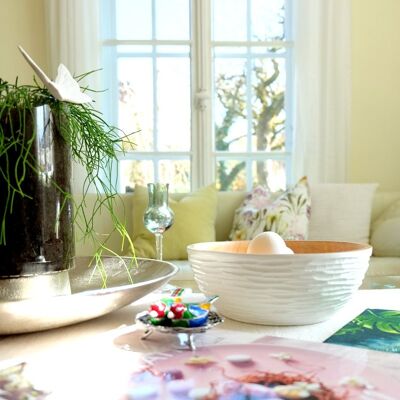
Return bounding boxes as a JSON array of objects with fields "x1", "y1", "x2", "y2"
[
  {"x1": 167, "y1": 303, "x2": 186, "y2": 319},
  {"x1": 161, "y1": 294, "x2": 218, "y2": 311},
  {"x1": 148, "y1": 302, "x2": 167, "y2": 318},
  {"x1": 146, "y1": 294, "x2": 214, "y2": 328}
]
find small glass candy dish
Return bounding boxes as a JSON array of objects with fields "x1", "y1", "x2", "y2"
[
  {"x1": 136, "y1": 293, "x2": 222, "y2": 350},
  {"x1": 149, "y1": 303, "x2": 209, "y2": 328}
]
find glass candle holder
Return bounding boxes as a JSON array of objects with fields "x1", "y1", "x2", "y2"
[{"x1": 143, "y1": 183, "x2": 174, "y2": 260}]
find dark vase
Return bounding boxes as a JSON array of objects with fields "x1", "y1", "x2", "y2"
[{"x1": 0, "y1": 105, "x2": 74, "y2": 299}]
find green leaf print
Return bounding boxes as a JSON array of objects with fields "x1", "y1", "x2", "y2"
[
  {"x1": 355, "y1": 309, "x2": 400, "y2": 335},
  {"x1": 334, "y1": 324, "x2": 365, "y2": 336}
]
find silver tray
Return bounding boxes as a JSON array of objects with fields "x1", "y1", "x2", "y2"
[{"x1": 0, "y1": 257, "x2": 178, "y2": 335}]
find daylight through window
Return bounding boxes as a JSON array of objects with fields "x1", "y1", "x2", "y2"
[{"x1": 101, "y1": 0, "x2": 293, "y2": 193}]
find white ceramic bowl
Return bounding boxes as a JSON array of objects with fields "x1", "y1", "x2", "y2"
[{"x1": 187, "y1": 241, "x2": 372, "y2": 325}]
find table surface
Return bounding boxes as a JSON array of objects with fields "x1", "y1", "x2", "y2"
[{"x1": 1, "y1": 288, "x2": 400, "y2": 399}]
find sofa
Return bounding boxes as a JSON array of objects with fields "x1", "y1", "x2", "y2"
[{"x1": 75, "y1": 188, "x2": 400, "y2": 289}]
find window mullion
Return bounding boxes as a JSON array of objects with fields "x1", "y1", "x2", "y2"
[
  {"x1": 101, "y1": 0, "x2": 119, "y2": 192},
  {"x1": 245, "y1": 0, "x2": 253, "y2": 191},
  {"x1": 285, "y1": 0, "x2": 294, "y2": 186},
  {"x1": 212, "y1": 40, "x2": 293, "y2": 47},
  {"x1": 103, "y1": 39, "x2": 191, "y2": 46},
  {"x1": 191, "y1": 0, "x2": 213, "y2": 191}
]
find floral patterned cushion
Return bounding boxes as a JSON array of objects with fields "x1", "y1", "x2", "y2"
[{"x1": 229, "y1": 176, "x2": 311, "y2": 241}]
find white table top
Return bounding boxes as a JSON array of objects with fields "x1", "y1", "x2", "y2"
[{"x1": 1, "y1": 288, "x2": 400, "y2": 398}]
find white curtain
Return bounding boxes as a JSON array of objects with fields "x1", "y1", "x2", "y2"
[
  {"x1": 45, "y1": 0, "x2": 101, "y2": 83},
  {"x1": 44, "y1": 0, "x2": 102, "y2": 193},
  {"x1": 292, "y1": 0, "x2": 351, "y2": 184}
]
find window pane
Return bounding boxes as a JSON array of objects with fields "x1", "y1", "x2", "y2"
[
  {"x1": 251, "y1": 0, "x2": 285, "y2": 41},
  {"x1": 159, "y1": 160, "x2": 190, "y2": 192},
  {"x1": 214, "y1": 58, "x2": 247, "y2": 152},
  {"x1": 252, "y1": 159, "x2": 286, "y2": 191},
  {"x1": 213, "y1": 0, "x2": 247, "y2": 41},
  {"x1": 116, "y1": 0, "x2": 152, "y2": 40},
  {"x1": 251, "y1": 58, "x2": 286, "y2": 152},
  {"x1": 216, "y1": 160, "x2": 246, "y2": 191},
  {"x1": 118, "y1": 58, "x2": 153, "y2": 151},
  {"x1": 156, "y1": 0, "x2": 190, "y2": 40},
  {"x1": 157, "y1": 58, "x2": 191, "y2": 151},
  {"x1": 120, "y1": 160, "x2": 154, "y2": 192}
]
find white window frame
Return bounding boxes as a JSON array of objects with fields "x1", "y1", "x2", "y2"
[{"x1": 100, "y1": 0, "x2": 293, "y2": 192}]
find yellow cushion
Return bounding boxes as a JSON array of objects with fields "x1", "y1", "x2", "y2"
[{"x1": 132, "y1": 184, "x2": 218, "y2": 260}]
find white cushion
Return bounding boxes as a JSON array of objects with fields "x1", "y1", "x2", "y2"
[
  {"x1": 371, "y1": 199, "x2": 400, "y2": 256},
  {"x1": 308, "y1": 183, "x2": 378, "y2": 243}
]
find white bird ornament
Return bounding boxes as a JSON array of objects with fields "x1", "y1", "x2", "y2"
[{"x1": 18, "y1": 45, "x2": 93, "y2": 104}]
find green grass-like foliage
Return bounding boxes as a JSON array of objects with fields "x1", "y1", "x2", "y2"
[{"x1": 0, "y1": 77, "x2": 137, "y2": 286}]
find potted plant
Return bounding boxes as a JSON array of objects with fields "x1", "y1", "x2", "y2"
[{"x1": 0, "y1": 48, "x2": 135, "y2": 300}]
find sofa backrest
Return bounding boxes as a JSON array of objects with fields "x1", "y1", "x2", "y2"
[
  {"x1": 211, "y1": 190, "x2": 400, "y2": 242},
  {"x1": 371, "y1": 191, "x2": 400, "y2": 221},
  {"x1": 74, "y1": 190, "x2": 400, "y2": 256}
]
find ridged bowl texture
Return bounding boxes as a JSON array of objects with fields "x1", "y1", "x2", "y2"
[{"x1": 187, "y1": 241, "x2": 372, "y2": 325}]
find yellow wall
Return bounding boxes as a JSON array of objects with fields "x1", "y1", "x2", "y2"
[
  {"x1": 350, "y1": 0, "x2": 400, "y2": 191},
  {"x1": 0, "y1": 0, "x2": 48, "y2": 84}
]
